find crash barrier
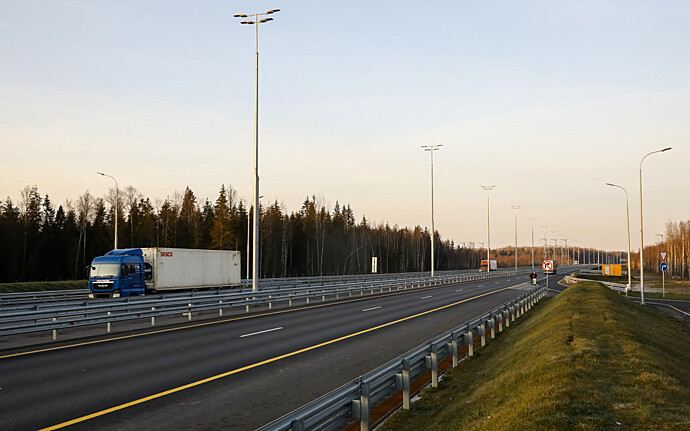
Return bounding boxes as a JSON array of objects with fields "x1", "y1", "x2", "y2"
[
  {"x1": 258, "y1": 285, "x2": 547, "y2": 431},
  {"x1": 563, "y1": 275, "x2": 629, "y2": 293},
  {"x1": 0, "y1": 269, "x2": 509, "y2": 308},
  {"x1": 0, "y1": 270, "x2": 528, "y2": 340}
]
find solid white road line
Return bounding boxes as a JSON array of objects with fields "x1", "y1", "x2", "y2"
[
  {"x1": 455, "y1": 289, "x2": 463, "y2": 292},
  {"x1": 361, "y1": 306, "x2": 382, "y2": 312},
  {"x1": 420, "y1": 296, "x2": 433, "y2": 300},
  {"x1": 239, "y1": 327, "x2": 283, "y2": 338}
]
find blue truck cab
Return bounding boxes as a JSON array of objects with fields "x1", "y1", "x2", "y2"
[{"x1": 89, "y1": 249, "x2": 148, "y2": 298}]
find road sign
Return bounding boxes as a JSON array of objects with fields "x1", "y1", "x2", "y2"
[
  {"x1": 542, "y1": 260, "x2": 553, "y2": 271},
  {"x1": 660, "y1": 251, "x2": 667, "y2": 262},
  {"x1": 660, "y1": 262, "x2": 668, "y2": 272}
]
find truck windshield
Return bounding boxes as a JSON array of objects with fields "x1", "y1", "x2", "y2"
[{"x1": 90, "y1": 263, "x2": 120, "y2": 278}]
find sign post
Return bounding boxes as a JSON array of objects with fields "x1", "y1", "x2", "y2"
[
  {"x1": 542, "y1": 260, "x2": 553, "y2": 289},
  {"x1": 660, "y1": 252, "x2": 668, "y2": 298}
]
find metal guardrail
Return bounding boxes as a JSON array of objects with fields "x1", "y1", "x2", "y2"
[
  {"x1": 0, "y1": 269, "x2": 516, "y2": 307},
  {"x1": 258, "y1": 285, "x2": 547, "y2": 431},
  {"x1": 0, "y1": 270, "x2": 527, "y2": 340},
  {"x1": 564, "y1": 275, "x2": 630, "y2": 292}
]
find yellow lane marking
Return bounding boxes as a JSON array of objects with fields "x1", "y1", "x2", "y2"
[
  {"x1": 39, "y1": 284, "x2": 522, "y2": 430},
  {"x1": 1, "y1": 278, "x2": 499, "y2": 360}
]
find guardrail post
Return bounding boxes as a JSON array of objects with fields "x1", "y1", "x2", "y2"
[
  {"x1": 269, "y1": 295, "x2": 272, "y2": 309},
  {"x1": 107, "y1": 311, "x2": 111, "y2": 333},
  {"x1": 218, "y1": 301, "x2": 223, "y2": 317},
  {"x1": 360, "y1": 382, "x2": 370, "y2": 431},
  {"x1": 188, "y1": 303, "x2": 193, "y2": 320},
  {"x1": 511, "y1": 305, "x2": 516, "y2": 322},
  {"x1": 451, "y1": 332, "x2": 459, "y2": 367},
  {"x1": 246, "y1": 298, "x2": 250, "y2": 312},
  {"x1": 480, "y1": 321, "x2": 486, "y2": 346},
  {"x1": 499, "y1": 310, "x2": 504, "y2": 332},
  {"x1": 431, "y1": 343, "x2": 439, "y2": 387},
  {"x1": 466, "y1": 329, "x2": 474, "y2": 357},
  {"x1": 490, "y1": 315, "x2": 496, "y2": 339},
  {"x1": 291, "y1": 419, "x2": 305, "y2": 431},
  {"x1": 402, "y1": 359, "x2": 411, "y2": 409},
  {"x1": 151, "y1": 307, "x2": 156, "y2": 325},
  {"x1": 52, "y1": 317, "x2": 57, "y2": 340}
]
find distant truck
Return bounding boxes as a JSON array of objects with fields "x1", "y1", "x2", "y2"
[
  {"x1": 542, "y1": 259, "x2": 558, "y2": 275},
  {"x1": 479, "y1": 259, "x2": 498, "y2": 272},
  {"x1": 89, "y1": 248, "x2": 241, "y2": 298}
]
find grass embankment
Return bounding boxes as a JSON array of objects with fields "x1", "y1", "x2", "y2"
[
  {"x1": 578, "y1": 274, "x2": 690, "y2": 300},
  {"x1": 380, "y1": 282, "x2": 690, "y2": 430},
  {"x1": 0, "y1": 280, "x2": 88, "y2": 293}
]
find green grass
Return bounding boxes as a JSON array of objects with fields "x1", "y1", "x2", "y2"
[
  {"x1": 380, "y1": 282, "x2": 690, "y2": 431},
  {"x1": 0, "y1": 280, "x2": 88, "y2": 293},
  {"x1": 624, "y1": 291, "x2": 690, "y2": 301}
]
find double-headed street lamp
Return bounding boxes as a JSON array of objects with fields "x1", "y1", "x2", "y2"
[
  {"x1": 639, "y1": 147, "x2": 671, "y2": 305},
  {"x1": 234, "y1": 9, "x2": 279, "y2": 292},
  {"x1": 511, "y1": 205, "x2": 521, "y2": 271},
  {"x1": 422, "y1": 144, "x2": 442, "y2": 276},
  {"x1": 529, "y1": 217, "x2": 536, "y2": 270},
  {"x1": 481, "y1": 186, "x2": 495, "y2": 272},
  {"x1": 606, "y1": 182, "x2": 632, "y2": 294},
  {"x1": 97, "y1": 172, "x2": 118, "y2": 250}
]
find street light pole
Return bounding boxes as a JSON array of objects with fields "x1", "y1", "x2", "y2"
[
  {"x1": 481, "y1": 186, "x2": 495, "y2": 272},
  {"x1": 421, "y1": 145, "x2": 442, "y2": 277},
  {"x1": 606, "y1": 182, "x2": 632, "y2": 294},
  {"x1": 529, "y1": 217, "x2": 536, "y2": 270},
  {"x1": 234, "y1": 9, "x2": 279, "y2": 292},
  {"x1": 511, "y1": 205, "x2": 521, "y2": 271},
  {"x1": 639, "y1": 147, "x2": 671, "y2": 305},
  {"x1": 97, "y1": 172, "x2": 118, "y2": 250}
]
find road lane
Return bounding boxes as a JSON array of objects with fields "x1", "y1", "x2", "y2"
[{"x1": 0, "y1": 273, "x2": 540, "y2": 430}]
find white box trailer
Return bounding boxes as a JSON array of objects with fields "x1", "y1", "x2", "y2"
[{"x1": 141, "y1": 248, "x2": 241, "y2": 292}]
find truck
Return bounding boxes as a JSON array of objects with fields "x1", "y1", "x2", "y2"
[
  {"x1": 479, "y1": 259, "x2": 498, "y2": 272},
  {"x1": 88, "y1": 248, "x2": 241, "y2": 298},
  {"x1": 542, "y1": 259, "x2": 558, "y2": 275}
]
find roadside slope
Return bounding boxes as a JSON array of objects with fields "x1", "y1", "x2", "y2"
[{"x1": 380, "y1": 281, "x2": 690, "y2": 430}]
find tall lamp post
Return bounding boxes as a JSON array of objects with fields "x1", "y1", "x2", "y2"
[
  {"x1": 481, "y1": 186, "x2": 495, "y2": 272},
  {"x1": 511, "y1": 205, "x2": 521, "y2": 271},
  {"x1": 421, "y1": 144, "x2": 442, "y2": 277},
  {"x1": 529, "y1": 217, "x2": 536, "y2": 270},
  {"x1": 234, "y1": 8, "x2": 279, "y2": 292},
  {"x1": 639, "y1": 147, "x2": 671, "y2": 305},
  {"x1": 606, "y1": 182, "x2": 632, "y2": 294},
  {"x1": 97, "y1": 172, "x2": 118, "y2": 250}
]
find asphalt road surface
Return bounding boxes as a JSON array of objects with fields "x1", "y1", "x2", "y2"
[{"x1": 0, "y1": 272, "x2": 561, "y2": 431}]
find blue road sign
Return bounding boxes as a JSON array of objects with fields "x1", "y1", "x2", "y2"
[{"x1": 660, "y1": 262, "x2": 668, "y2": 272}]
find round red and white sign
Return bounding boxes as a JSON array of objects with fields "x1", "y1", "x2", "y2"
[{"x1": 542, "y1": 260, "x2": 553, "y2": 271}]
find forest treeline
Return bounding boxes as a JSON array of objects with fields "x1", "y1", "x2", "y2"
[
  {"x1": 1, "y1": 184, "x2": 497, "y2": 283},
  {"x1": 632, "y1": 219, "x2": 690, "y2": 278},
  {"x1": 7, "y1": 184, "x2": 675, "y2": 284}
]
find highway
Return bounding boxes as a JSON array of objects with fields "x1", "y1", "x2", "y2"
[{"x1": 0, "y1": 271, "x2": 556, "y2": 430}]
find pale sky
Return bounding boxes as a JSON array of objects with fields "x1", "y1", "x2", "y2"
[{"x1": 2, "y1": 1, "x2": 689, "y2": 252}]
